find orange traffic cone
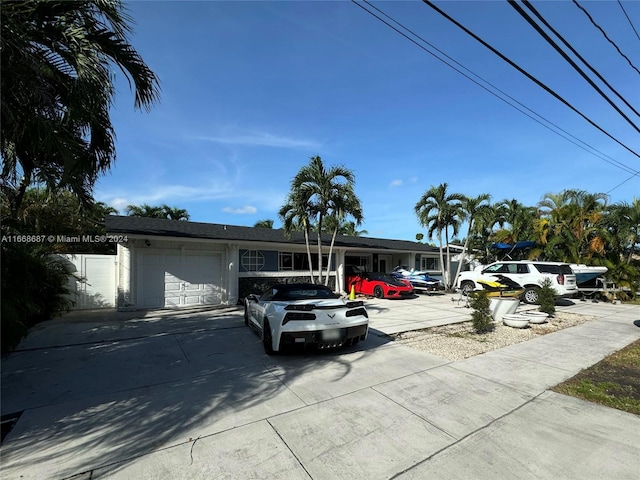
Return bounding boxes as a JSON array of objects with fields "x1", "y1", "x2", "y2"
[{"x1": 349, "y1": 285, "x2": 356, "y2": 300}]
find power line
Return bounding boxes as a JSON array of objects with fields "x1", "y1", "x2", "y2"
[
  {"x1": 353, "y1": 0, "x2": 639, "y2": 177},
  {"x1": 607, "y1": 171, "x2": 640, "y2": 194},
  {"x1": 617, "y1": 0, "x2": 640, "y2": 43},
  {"x1": 421, "y1": 0, "x2": 640, "y2": 160},
  {"x1": 518, "y1": 0, "x2": 640, "y2": 121},
  {"x1": 574, "y1": 0, "x2": 640, "y2": 76}
]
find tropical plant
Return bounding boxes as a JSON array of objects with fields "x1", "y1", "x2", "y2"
[
  {"x1": 414, "y1": 183, "x2": 464, "y2": 290},
  {"x1": 161, "y1": 204, "x2": 190, "y2": 221},
  {"x1": 282, "y1": 156, "x2": 361, "y2": 284},
  {"x1": 279, "y1": 192, "x2": 315, "y2": 282},
  {"x1": 468, "y1": 290, "x2": 494, "y2": 334},
  {"x1": 1, "y1": 244, "x2": 74, "y2": 353},
  {"x1": 254, "y1": 219, "x2": 274, "y2": 228},
  {"x1": 452, "y1": 193, "x2": 491, "y2": 289},
  {"x1": 1, "y1": 0, "x2": 160, "y2": 219},
  {"x1": 537, "y1": 278, "x2": 557, "y2": 316},
  {"x1": 125, "y1": 203, "x2": 189, "y2": 220},
  {"x1": 323, "y1": 186, "x2": 364, "y2": 285}
]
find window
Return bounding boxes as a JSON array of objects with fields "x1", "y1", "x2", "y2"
[
  {"x1": 241, "y1": 250, "x2": 265, "y2": 271},
  {"x1": 421, "y1": 257, "x2": 438, "y2": 270},
  {"x1": 279, "y1": 252, "x2": 329, "y2": 271},
  {"x1": 279, "y1": 252, "x2": 293, "y2": 271}
]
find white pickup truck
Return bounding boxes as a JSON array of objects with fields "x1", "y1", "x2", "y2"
[{"x1": 456, "y1": 260, "x2": 578, "y2": 304}]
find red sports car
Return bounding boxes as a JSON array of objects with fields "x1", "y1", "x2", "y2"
[{"x1": 346, "y1": 269, "x2": 414, "y2": 299}]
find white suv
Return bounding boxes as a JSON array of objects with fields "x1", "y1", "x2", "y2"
[{"x1": 456, "y1": 261, "x2": 578, "y2": 304}]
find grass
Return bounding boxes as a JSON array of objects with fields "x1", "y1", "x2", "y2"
[{"x1": 552, "y1": 339, "x2": 640, "y2": 416}]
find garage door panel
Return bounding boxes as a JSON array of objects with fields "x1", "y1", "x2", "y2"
[{"x1": 140, "y1": 253, "x2": 222, "y2": 308}]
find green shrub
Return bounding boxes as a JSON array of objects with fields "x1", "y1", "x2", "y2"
[
  {"x1": 1, "y1": 244, "x2": 73, "y2": 353},
  {"x1": 537, "y1": 278, "x2": 557, "y2": 316},
  {"x1": 469, "y1": 290, "x2": 494, "y2": 334}
]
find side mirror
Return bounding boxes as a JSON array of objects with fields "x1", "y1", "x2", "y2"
[{"x1": 246, "y1": 294, "x2": 258, "y2": 302}]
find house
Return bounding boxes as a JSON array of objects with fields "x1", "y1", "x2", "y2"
[{"x1": 104, "y1": 215, "x2": 444, "y2": 310}]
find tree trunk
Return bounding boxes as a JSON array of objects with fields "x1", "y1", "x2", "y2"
[
  {"x1": 325, "y1": 227, "x2": 338, "y2": 287},
  {"x1": 437, "y1": 229, "x2": 446, "y2": 290},
  {"x1": 452, "y1": 223, "x2": 473, "y2": 290},
  {"x1": 316, "y1": 214, "x2": 324, "y2": 284},
  {"x1": 303, "y1": 223, "x2": 314, "y2": 283}
]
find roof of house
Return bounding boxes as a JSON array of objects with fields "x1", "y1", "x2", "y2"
[{"x1": 105, "y1": 215, "x2": 439, "y2": 253}]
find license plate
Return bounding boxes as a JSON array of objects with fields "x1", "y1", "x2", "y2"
[{"x1": 322, "y1": 329, "x2": 341, "y2": 341}]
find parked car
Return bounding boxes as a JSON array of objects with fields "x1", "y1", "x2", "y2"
[
  {"x1": 244, "y1": 283, "x2": 369, "y2": 354},
  {"x1": 456, "y1": 261, "x2": 578, "y2": 304},
  {"x1": 345, "y1": 265, "x2": 414, "y2": 299}
]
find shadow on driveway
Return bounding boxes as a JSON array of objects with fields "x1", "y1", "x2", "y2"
[{"x1": 0, "y1": 308, "x2": 395, "y2": 479}]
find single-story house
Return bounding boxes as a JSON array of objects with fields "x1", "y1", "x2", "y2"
[{"x1": 104, "y1": 215, "x2": 445, "y2": 310}]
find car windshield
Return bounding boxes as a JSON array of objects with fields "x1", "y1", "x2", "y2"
[
  {"x1": 369, "y1": 273, "x2": 399, "y2": 283},
  {"x1": 271, "y1": 284, "x2": 339, "y2": 301}
]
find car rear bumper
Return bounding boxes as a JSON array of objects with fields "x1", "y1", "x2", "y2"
[{"x1": 279, "y1": 323, "x2": 369, "y2": 349}]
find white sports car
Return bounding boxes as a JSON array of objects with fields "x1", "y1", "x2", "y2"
[{"x1": 244, "y1": 283, "x2": 369, "y2": 354}]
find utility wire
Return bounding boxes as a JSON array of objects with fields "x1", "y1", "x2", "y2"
[
  {"x1": 617, "y1": 0, "x2": 640, "y2": 43},
  {"x1": 607, "y1": 171, "x2": 640, "y2": 194},
  {"x1": 421, "y1": 0, "x2": 640, "y2": 160},
  {"x1": 354, "y1": 0, "x2": 639, "y2": 176},
  {"x1": 519, "y1": 0, "x2": 640, "y2": 121},
  {"x1": 574, "y1": 0, "x2": 640, "y2": 76},
  {"x1": 510, "y1": 0, "x2": 639, "y2": 134}
]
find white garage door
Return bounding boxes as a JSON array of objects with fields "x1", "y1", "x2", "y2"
[{"x1": 140, "y1": 253, "x2": 222, "y2": 308}]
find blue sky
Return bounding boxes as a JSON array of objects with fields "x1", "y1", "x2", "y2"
[{"x1": 98, "y1": 0, "x2": 640, "y2": 242}]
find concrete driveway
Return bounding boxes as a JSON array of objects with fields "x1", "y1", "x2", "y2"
[{"x1": 1, "y1": 294, "x2": 639, "y2": 479}]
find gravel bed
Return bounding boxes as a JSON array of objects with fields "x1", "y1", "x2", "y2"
[{"x1": 392, "y1": 311, "x2": 597, "y2": 361}]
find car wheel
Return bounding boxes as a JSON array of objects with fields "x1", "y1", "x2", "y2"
[
  {"x1": 243, "y1": 302, "x2": 249, "y2": 326},
  {"x1": 461, "y1": 281, "x2": 475, "y2": 296},
  {"x1": 262, "y1": 319, "x2": 275, "y2": 355},
  {"x1": 373, "y1": 286, "x2": 384, "y2": 298},
  {"x1": 522, "y1": 287, "x2": 540, "y2": 304}
]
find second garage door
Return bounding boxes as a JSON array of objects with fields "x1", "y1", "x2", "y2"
[{"x1": 140, "y1": 253, "x2": 222, "y2": 308}]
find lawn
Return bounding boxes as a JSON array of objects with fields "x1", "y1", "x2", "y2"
[{"x1": 552, "y1": 339, "x2": 640, "y2": 416}]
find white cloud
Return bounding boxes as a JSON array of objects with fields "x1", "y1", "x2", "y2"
[
  {"x1": 196, "y1": 130, "x2": 320, "y2": 150},
  {"x1": 223, "y1": 205, "x2": 257, "y2": 214},
  {"x1": 390, "y1": 179, "x2": 403, "y2": 187}
]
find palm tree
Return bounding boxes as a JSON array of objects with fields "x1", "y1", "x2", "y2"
[
  {"x1": 254, "y1": 219, "x2": 274, "y2": 229},
  {"x1": 323, "y1": 185, "x2": 364, "y2": 286},
  {"x1": 125, "y1": 204, "x2": 165, "y2": 218},
  {"x1": 279, "y1": 192, "x2": 315, "y2": 282},
  {"x1": 414, "y1": 183, "x2": 464, "y2": 290},
  {"x1": 287, "y1": 156, "x2": 358, "y2": 284},
  {"x1": 606, "y1": 198, "x2": 640, "y2": 265},
  {"x1": 161, "y1": 205, "x2": 190, "y2": 221},
  {"x1": 451, "y1": 193, "x2": 491, "y2": 289},
  {"x1": 1, "y1": 0, "x2": 160, "y2": 219}
]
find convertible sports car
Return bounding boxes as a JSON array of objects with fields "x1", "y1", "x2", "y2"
[
  {"x1": 346, "y1": 266, "x2": 414, "y2": 299},
  {"x1": 244, "y1": 283, "x2": 369, "y2": 354}
]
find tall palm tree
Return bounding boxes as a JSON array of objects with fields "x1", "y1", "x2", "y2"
[
  {"x1": 414, "y1": 183, "x2": 464, "y2": 290},
  {"x1": 451, "y1": 193, "x2": 491, "y2": 289},
  {"x1": 323, "y1": 185, "x2": 364, "y2": 286},
  {"x1": 253, "y1": 219, "x2": 274, "y2": 229},
  {"x1": 1, "y1": 0, "x2": 160, "y2": 219},
  {"x1": 288, "y1": 156, "x2": 358, "y2": 284},
  {"x1": 279, "y1": 192, "x2": 315, "y2": 282}
]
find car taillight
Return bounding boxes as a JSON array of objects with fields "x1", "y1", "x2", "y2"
[
  {"x1": 282, "y1": 312, "x2": 316, "y2": 325},
  {"x1": 346, "y1": 307, "x2": 368, "y2": 318},
  {"x1": 557, "y1": 274, "x2": 565, "y2": 285}
]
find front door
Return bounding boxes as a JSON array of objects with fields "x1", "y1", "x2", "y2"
[{"x1": 378, "y1": 255, "x2": 392, "y2": 273}]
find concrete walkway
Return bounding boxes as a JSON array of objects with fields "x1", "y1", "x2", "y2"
[{"x1": 1, "y1": 296, "x2": 639, "y2": 479}]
